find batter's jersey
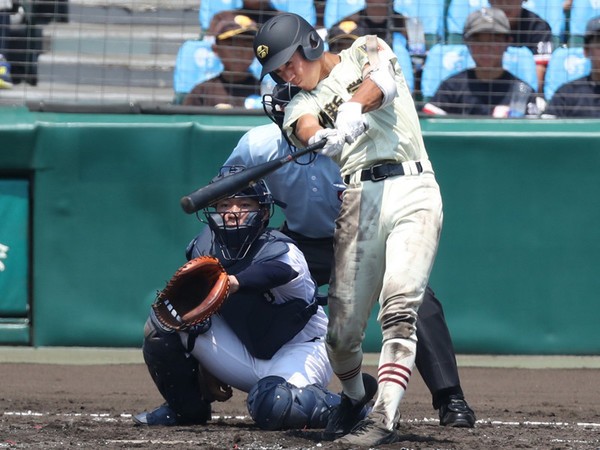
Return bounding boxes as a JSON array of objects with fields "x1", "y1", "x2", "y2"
[
  {"x1": 225, "y1": 123, "x2": 344, "y2": 239},
  {"x1": 283, "y1": 35, "x2": 428, "y2": 178}
]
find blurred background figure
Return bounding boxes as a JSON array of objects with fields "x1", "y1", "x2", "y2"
[
  {"x1": 545, "y1": 16, "x2": 600, "y2": 117},
  {"x1": 0, "y1": 0, "x2": 12, "y2": 88},
  {"x1": 326, "y1": 20, "x2": 367, "y2": 54},
  {"x1": 331, "y1": 0, "x2": 407, "y2": 47},
  {"x1": 183, "y1": 14, "x2": 260, "y2": 108},
  {"x1": 207, "y1": 0, "x2": 280, "y2": 36},
  {"x1": 423, "y1": 7, "x2": 535, "y2": 117},
  {"x1": 488, "y1": 0, "x2": 552, "y2": 92}
]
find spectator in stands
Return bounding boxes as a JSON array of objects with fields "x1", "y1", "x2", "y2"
[
  {"x1": 423, "y1": 7, "x2": 535, "y2": 117},
  {"x1": 0, "y1": 0, "x2": 12, "y2": 88},
  {"x1": 183, "y1": 15, "x2": 261, "y2": 108},
  {"x1": 489, "y1": 0, "x2": 553, "y2": 92},
  {"x1": 326, "y1": 20, "x2": 367, "y2": 54},
  {"x1": 331, "y1": 0, "x2": 407, "y2": 47},
  {"x1": 331, "y1": 0, "x2": 428, "y2": 95},
  {"x1": 314, "y1": 0, "x2": 325, "y2": 29},
  {"x1": 207, "y1": 0, "x2": 280, "y2": 35},
  {"x1": 545, "y1": 16, "x2": 600, "y2": 118}
]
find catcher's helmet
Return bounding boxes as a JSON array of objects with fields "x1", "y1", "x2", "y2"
[
  {"x1": 204, "y1": 166, "x2": 274, "y2": 261},
  {"x1": 254, "y1": 13, "x2": 324, "y2": 81},
  {"x1": 262, "y1": 83, "x2": 302, "y2": 129}
]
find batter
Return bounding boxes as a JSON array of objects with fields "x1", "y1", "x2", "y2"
[{"x1": 254, "y1": 13, "x2": 443, "y2": 446}]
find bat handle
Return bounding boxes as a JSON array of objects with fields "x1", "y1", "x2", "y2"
[{"x1": 289, "y1": 138, "x2": 327, "y2": 160}]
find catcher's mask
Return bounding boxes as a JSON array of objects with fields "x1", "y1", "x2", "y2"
[
  {"x1": 254, "y1": 13, "x2": 323, "y2": 82},
  {"x1": 262, "y1": 82, "x2": 302, "y2": 129},
  {"x1": 204, "y1": 166, "x2": 274, "y2": 261}
]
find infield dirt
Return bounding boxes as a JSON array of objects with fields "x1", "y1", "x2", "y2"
[{"x1": 1, "y1": 353, "x2": 599, "y2": 449}]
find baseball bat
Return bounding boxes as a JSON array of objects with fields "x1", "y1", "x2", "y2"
[{"x1": 180, "y1": 138, "x2": 327, "y2": 214}]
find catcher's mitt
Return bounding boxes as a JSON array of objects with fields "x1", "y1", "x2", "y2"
[{"x1": 152, "y1": 256, "x2": 230, "y2": 331}]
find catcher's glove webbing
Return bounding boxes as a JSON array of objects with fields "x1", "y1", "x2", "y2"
[{"x1": 152, "y1": 256, "x2": 230, "y2": 331}]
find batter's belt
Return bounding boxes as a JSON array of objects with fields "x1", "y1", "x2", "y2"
[{"x1": 344, "y1": 159, "x2": 432, "y2": 184}]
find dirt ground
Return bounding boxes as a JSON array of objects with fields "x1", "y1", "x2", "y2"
[{"x1": 2, "y1": 359, "x2": 600, "y2": 449}]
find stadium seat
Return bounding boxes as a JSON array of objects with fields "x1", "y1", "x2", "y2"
[
  {"x1": 394, "y1": 0, "x2": 445, "y2": 46},
  {"x1": 393, "y1": 34, "x2": 415, "y2": 92},
  {"x1": 503, "y1": 46, "x2": 538, "y2": 92},
  {"x1": 269, "y1": 0, "x2": 316, "y2": 24},
  {"x1": 420, "y1": 43, "x2": 538, "y2": 99},
  {"x1": 543, "y1": 46, "x2": 591, "y2": 100},
  {"x1": 173, "y1": 39, "x2": 224, "y2": 103},
  {"x1": 200, "y1": 0, "x2": 242, "y2": 31},
  {"x1": 568, "y1": 0, "x2": 600, "y2": 46},
  {"x1": 199, "y1": 0, "x2": 316, "y2": 32},
  {"x1": 324, "y1": 0, "x2": 365, "y2": 29}
]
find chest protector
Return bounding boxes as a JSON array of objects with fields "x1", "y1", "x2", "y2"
[{"x1": 187, "y1": 228, "x2": 318, "y2": 359}]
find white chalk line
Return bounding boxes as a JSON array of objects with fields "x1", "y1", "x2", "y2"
[
  {"x1": 4, "y1": 412, "x2": 599, "y2": 448},
  {"x1": 5, "y1": 410, "x2": 600, "y2": 430}
]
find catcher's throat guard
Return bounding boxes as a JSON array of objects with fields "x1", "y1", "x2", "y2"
[{"x1": 152, "y1": 256, "x2": 230, "y2": 331}]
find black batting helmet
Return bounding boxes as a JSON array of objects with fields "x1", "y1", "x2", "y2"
[{"x1": 254, "y1": 13, "x2": 324, "y2": 81}]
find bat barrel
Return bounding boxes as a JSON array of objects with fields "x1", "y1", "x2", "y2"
[{"x1": 180, "y1": 139, "x2": 326, "y2": 214}]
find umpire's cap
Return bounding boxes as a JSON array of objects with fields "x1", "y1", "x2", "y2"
[{"x1": 253, "y1": 13, "x2": 324, "y2": 80}]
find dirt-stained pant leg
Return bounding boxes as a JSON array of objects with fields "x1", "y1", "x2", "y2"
[
  {"x1": 326, "y1": 181, "x2": 385, "y2": 401},
  {"x1": 326, "y1": 169, "x2": 442, "y2": 429},
  {"x1": 373, "y1": 171, "x2": 443, "y2": 428}
]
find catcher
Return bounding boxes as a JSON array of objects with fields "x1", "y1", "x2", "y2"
[{"x1": 133, "y1": 171, "x2": 374, "y2": 429}]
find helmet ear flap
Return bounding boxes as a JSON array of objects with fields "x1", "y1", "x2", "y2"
[{"x1": 301, "y1": 29, "x2": 324, "y2": 61}]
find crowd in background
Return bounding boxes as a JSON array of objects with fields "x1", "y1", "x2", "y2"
[
  {"x1": 180, "y1": 0, "x2": 599, "y2": 118},
  {"x1": 1, "y1": 0, "x2": 598, "y2": 116}
]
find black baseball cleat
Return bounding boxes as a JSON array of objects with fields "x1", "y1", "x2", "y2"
[
  {"x1": 323, "y1": 373, "x2": 378, "y2": 441},
  {"x1": 439, "y1": 394, "x2": 476, "y2": 428},
  {"x1": 133, "y1": 403, "x2": 179, "y2": 426}
]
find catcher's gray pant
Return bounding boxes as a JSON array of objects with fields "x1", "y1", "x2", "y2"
[
  {"x1": 179, "y1": 314, "x2": 332, "y2": 393},
  {"x1": 326, "y1": 161, "x2": 443, "y2": 429}
]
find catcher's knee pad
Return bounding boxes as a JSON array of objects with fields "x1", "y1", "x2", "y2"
[
  {"x1": 142, "y1": 315, "x2": 211, "y2": 424},
  {"x1": 246, "y1": 376, "x2": 340, "y2": 430}
]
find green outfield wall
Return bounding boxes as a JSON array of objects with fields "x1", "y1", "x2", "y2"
[{"x1": 1, "y1": 107, "x2": 599, "y2": 355}]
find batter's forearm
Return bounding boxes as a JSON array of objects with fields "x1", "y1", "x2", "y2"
[{"x1": 294, "y1": 115, "x2": 323, "y2": 146}]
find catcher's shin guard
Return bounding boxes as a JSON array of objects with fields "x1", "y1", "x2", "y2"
[
  {"x1": 142, "y1": 315, "x2": 211, "y2": 424},
  {"x1": 247, "y1": 376, "x2": 340, "y2": 430}
]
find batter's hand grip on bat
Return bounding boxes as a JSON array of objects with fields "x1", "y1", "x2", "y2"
[{"x1": 180, "y1": 139, "x2": 326, "y2": 214}]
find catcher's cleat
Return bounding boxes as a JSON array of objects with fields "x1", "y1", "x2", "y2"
[
  {"x1": 133, "y1": 404, "x2": 178, "y2": 426},
  {"x1": 439, "y1": 394, "x2": 476, "y2": 428},
  {"x1": 334, "y1": 414, "x2": 400, "y2": 446},
  {"x1": 323, "y1": 373, "x2": 378, "y2": 441}
]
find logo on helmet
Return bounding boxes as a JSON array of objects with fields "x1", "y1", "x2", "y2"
[{"x1": 256, "y1": 44, "x2": 269, "y2": 60}]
